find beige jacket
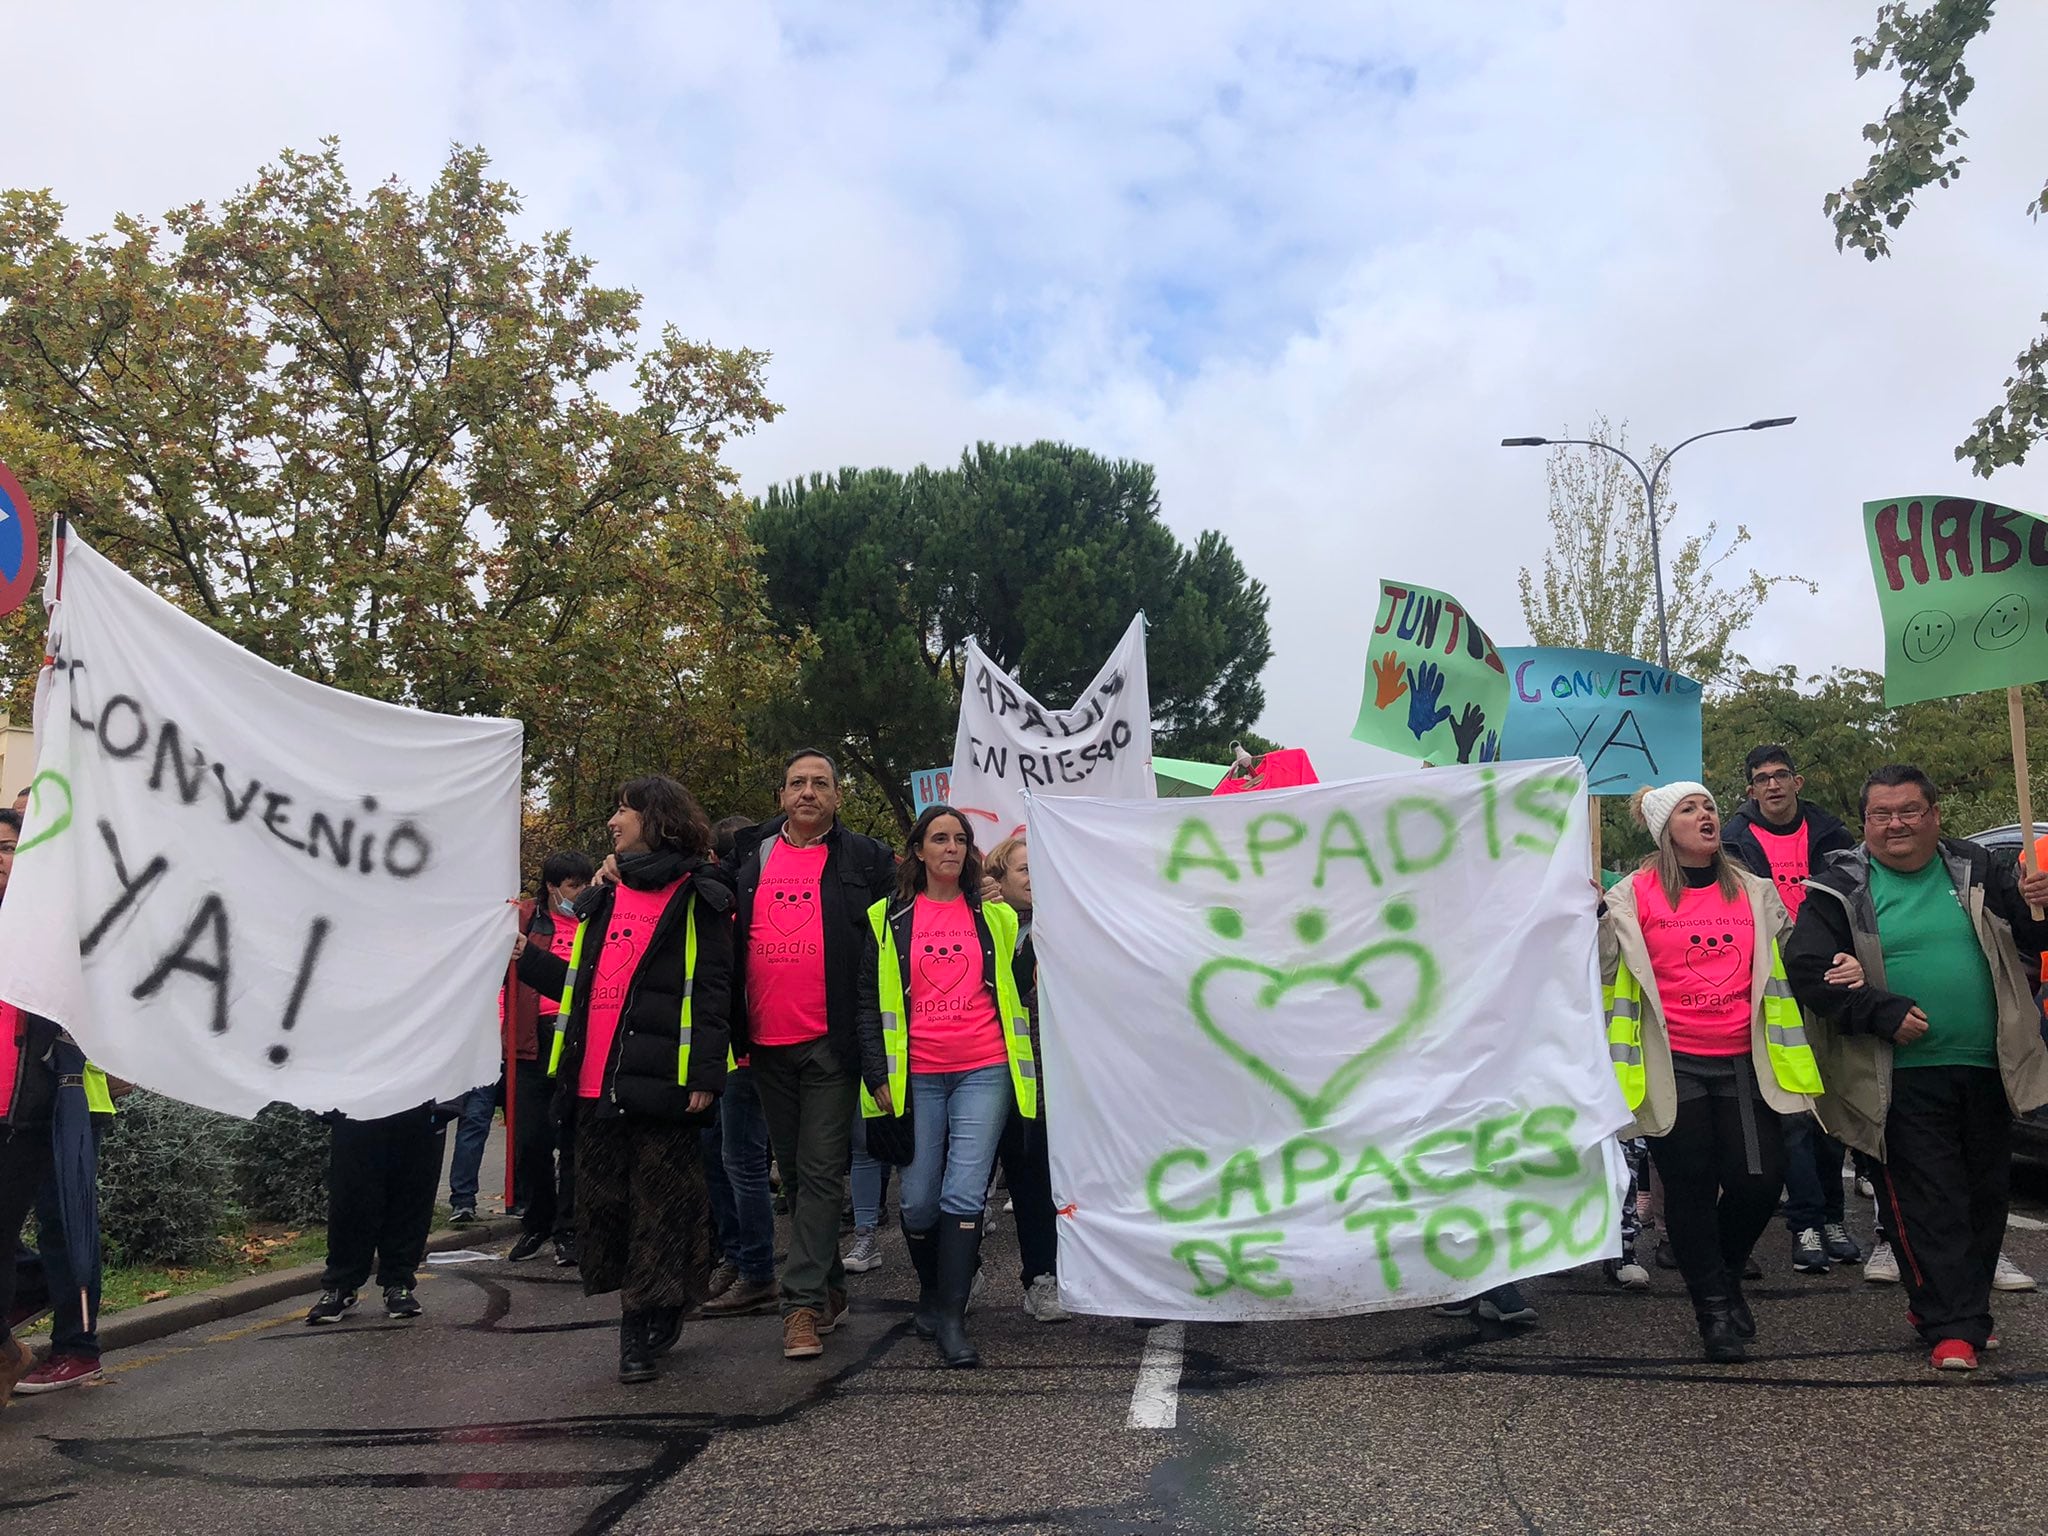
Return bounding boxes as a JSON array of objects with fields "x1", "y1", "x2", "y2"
[{"x1": 1599, "y1": 865, "x2": 1813, "y2": 1140}]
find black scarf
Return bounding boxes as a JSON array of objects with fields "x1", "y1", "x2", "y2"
[
  {"x1": 571, "y1": 850, "x2": 693, "y2": 920},
  {"x1": 617, "y1": 849, "x2": 692, "y2": 890}
]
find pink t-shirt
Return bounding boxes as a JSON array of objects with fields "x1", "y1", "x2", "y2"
[
  {"x1": 578, "y1": 880, "x2": 679, "y2": 1100},
  {"x1": 1749, "y1": 822, "x2": 1811, "y2": 918},
  {"x1": 907, "y1": 894, "x2": 1008, "y2": 1075},
  {"x1": 1633, "y1": 871, "x2": 1755, "y2": 1058},
  {"x1": 748, "y1": 839, "x2": 831, "y2": 1047}
]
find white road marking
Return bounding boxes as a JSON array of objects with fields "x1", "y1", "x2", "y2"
[
  {"x1": 2007, "y1": 1213, "x2": 2048, "y2": 1232},
  {"x1": 1126, "y1": 1322, "x2": 1185, "y2": 1430}
]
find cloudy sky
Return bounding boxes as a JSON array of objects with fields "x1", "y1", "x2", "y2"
[{"x1": 12, "y1": 1, "x2": 2048, "y2": 778}]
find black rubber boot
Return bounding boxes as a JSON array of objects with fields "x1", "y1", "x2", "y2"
[
  {"x1": 645, "y1": 1305, "x2": 684, "y2": 1358},
  {"x1": 901, "y1": 1220, "x2": 940, "y2": 1340},
  {"x1": 934, "y1": 1215, "x2": 983, "y2": 1368},
  {"x1": 618, "y1": 1310, "x2": 657, "y2": 1384},
  {"x1": 1693, "y1": 1295, "x2": 1748, "y2": 1363},
  {"x1": 1726, "y1": 1280, "x2": 1756, "y2": 1342}
]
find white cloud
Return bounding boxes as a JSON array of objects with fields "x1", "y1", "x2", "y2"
[{"x1": 9, "y1": 1, "x2": 2048, "y2": 786}]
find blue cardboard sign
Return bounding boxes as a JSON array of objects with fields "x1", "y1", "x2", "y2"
[
  {"x1": 1500, "y1": 647, "x2": 1702, "y2": 793},
  {"x1": 909, "y1": 765, "x2": 954, "y2": 817}
]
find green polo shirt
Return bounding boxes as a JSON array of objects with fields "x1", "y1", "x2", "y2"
[{"x1": 1868, "y1": 856, "x2": 1999, "y2": 1070}]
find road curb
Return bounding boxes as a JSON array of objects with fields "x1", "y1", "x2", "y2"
[{"x1": 92, "y1": 1218, "x2": 523, "y2": 1355}]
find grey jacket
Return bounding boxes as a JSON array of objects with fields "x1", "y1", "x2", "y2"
[{"x1": 1784, "y1": 838, "x2": 2048, "y2": 1160}]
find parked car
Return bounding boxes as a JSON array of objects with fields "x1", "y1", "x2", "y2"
[{"x1": 1965, "y1": 824, "x2": 2048, "y2": 1164}]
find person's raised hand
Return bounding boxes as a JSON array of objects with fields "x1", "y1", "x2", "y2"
[{"x1": 2020, "y1": 865, "x2": 2048, "y2": 911}]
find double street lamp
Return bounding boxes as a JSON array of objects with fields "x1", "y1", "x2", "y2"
[{"x1": 1501, "y1": 417, "x2": 1796, "y2": 670}]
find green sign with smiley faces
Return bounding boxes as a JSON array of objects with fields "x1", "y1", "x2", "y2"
[{"x1": 1866, "y1": 496, "x2": 2048, "y2": 705}]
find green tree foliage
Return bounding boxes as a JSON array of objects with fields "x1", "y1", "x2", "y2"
[
  {"x1": 1516, "y1": 418, "x2": 1813, "y2": 682},
  {"x1": 1824, "y1": 2, "x2": 2048, "y2": 472},
  {"x1": 1703, "y1": 667, "x2": 2048, "y2": 838},
  {"x1": 0, "y1": 140, "x2": 796, "y2": 869},
  {"x1": 753, "y1": 441, "x2": 1272, "y2": 831}
]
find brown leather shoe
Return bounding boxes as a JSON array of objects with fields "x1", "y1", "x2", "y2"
[
  {"x1": 702, "y1": 1275, "x2": 777, "y2": 1317},
  {"x1": 818, "y1": 1286, "x2": 849, "y2": 1334},
  {"x1": 783, "y1": 1307, "x2": 824, "y2": 1360},
  {"x1": 1, "y1": 1335, "x2": 36, "y2": 1403}
]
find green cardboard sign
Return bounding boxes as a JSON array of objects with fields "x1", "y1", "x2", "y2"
[
  {"x1": 1351, "y1": 579, "x2": 1510, "y2": 764},
  {"x1": 1865, "y1": 496, "x2": 2048, "y2": 705}
]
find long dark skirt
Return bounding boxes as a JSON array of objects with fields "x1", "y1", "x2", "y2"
[{"x1": 575, "y1": 1114, "x2": 711, "y2": 1313}]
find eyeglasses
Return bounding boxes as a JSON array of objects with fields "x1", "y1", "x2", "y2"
[
  {"x1": 1864, "y1": 807, "x2": 1930, "y2": 827},
  {"x1": 1749, "y1": 770, "x2": 1796, "y2": 787}
]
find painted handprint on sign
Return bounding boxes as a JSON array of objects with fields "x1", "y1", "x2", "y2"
[
  {"x1": 1371, "y1": 651, "x2": 1407, "y2": 710},
  {"x1": 1404, "y1": 662, "x2": 1453, "y2": 741},
  {"x1": 1352, "y1": 578, "x2": 1511, "y2": 763}
]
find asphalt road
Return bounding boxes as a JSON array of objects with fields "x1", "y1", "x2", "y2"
[{"x1": 8, "y1": 1175, "x2": 2048, "y2": 1535}]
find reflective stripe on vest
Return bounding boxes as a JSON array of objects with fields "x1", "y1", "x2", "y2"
[
  {"x1": 675, "y1": 897, "x2": 697, "y2": 1087},
  {"x1": 84, "y1": 1064, "x2": 114, "y2": 1116},
  {"x1": 1761, "y1": 946, "x2": 1823, "y2": 1094},
  {"x1": 1604, "y1": 972, "x2": 1649, "y2": 1110},
  {"x1": 547, "y1": 922, "x2": 588, "y2": 1078},
  {"x1": 1605, "y1": 938, "x2": 1824, "y2": 1106},
  {"x1": 861, "y1": 898, "x2": 910, "y2": 1120},
  {"x1": 861, "y1": 898, "x2": 1039, "y2": 1120}
]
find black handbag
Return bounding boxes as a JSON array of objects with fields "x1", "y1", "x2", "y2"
[{"x1": 863, "y1": 1103, "x2": 917, "y2": 1167}]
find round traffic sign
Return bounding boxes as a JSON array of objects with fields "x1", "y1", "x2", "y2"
[{"x1": 0, "y1": 463, "x2": 42, "y2": 617}]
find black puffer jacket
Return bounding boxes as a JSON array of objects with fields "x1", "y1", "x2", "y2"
[
  {"x1": 1722, "y1": 798, "x2": 1855, "y2": 885},
  {"x1": 728, "y1": 817, "x2": 897, "y2": 1072},
  {"x1": 518, "y1": 859, "x2": 734, "y2": 1126}
]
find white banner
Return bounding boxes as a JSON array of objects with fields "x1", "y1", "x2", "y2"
[
  {"x1": 1030, "y1": 758, "x2": 1630, "y2": 1320},
  {"x1": 0, "y1": 535, "x2": 521, "y2": 1119},
  {"x1": 949, "y1": 615, "x2": 1153, "y2": 850}
]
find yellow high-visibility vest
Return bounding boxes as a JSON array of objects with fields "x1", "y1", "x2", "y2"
[
  {"x1": 861, "y1": 897, "x2": 1037, "y2": 1121},
  {"x1": 1604, "y1": 935, "x2": 1822, "y2": 1109},
  {"x1": 547, "y1": 896, "x2": 699, "y2": 1088}
]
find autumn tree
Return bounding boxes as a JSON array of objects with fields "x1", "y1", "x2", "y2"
[
  {"x1": 1823, "y1": 1, "x2": 2047, "y2": 472},
  {"x1": 1516, "y1": 416, "x2": 1813, "y2": 682},
  {"x1": 0, "y1": 141, "x2": 795, "y2": 869},
  {"x1": 752, "y1": 441, "x2": 1273, "y2": 832}
]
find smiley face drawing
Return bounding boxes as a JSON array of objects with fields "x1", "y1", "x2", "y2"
[
  {"x1": 1974, "y1": 593, "x2": 2032, "y2": 652},
  {"x1": 1900, "y1": 609, "x2": 1955, "y2": 663}
]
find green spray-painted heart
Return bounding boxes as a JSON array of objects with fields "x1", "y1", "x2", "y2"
[
  {"x1": 1188, "y1": 939, "x2": 1439, "y2": 1128},
  {"x1": 16, "y1": 769, "x2": 73, "y2": 855}
]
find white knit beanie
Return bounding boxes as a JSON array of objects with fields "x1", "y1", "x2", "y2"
[{"x1": 1640, "y1": 780, "x2": 1714, "y2": 845}]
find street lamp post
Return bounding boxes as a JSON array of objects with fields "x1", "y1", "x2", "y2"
[{"x1": 1501, "y1": 417, "x2": 1796, "y2": 671}]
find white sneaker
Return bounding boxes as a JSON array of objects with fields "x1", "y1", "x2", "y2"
[
  {"x1": 1611, "y1": 1260, "x2": 1650, "y2": 1291},
  {"x1": 1856, "y1": 1174, "x2": 1876, "y2": 1199},
  {"x1": 842, "y1": 1228, "x2": 883, "y2": 1274},
  {"x1": 1994, "y1": 1251, "x2": 2037, "y2": 1292},
  {"x1": 1864, "y1": 1242, "x2": 1900, "y2": 1284},
  {"x1": 1021, "y1": 1274, "x2": 1071, "y2": 1322}
]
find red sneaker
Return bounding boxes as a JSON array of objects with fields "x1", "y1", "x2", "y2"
[
  {"x1": 14, "y1": 1354, "x2": 104, "y2": 1394},
  {"x1": 1931, "y1": 1340, "x2": 1979, "y2": 1372}
]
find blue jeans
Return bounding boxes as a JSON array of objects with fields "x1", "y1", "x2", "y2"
[
  {"x1": 36, "y1": 1126, "x2": 103, "y2": 1361},
  {"x1": 702, "y1": 1106, "x2": 736, "y2": 1262},
  {"x1": 719, "y1": 1066, "x2": 775, "y2": 1284},
  {"x1": 1781, "y1": 1112, "x2": 1847, "y2": 1233},
  {"x1": 849, "y1": 1105, "x2": 885, "y2": 1229},
  {"x1": 901, "y1": 1066, "x2": 1012, "y2": 1228},
  {"x1": 447, "y1": 1084, "x2": 496, "y2": 1208}
]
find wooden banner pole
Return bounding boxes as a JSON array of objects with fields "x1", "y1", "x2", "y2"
[
  {"x1": 2009, "y1": 685, "x2": 2042, "y2": 920},
  {"x1": 1589, "y1": 791, "x2": 1602, "y2": 875}
]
